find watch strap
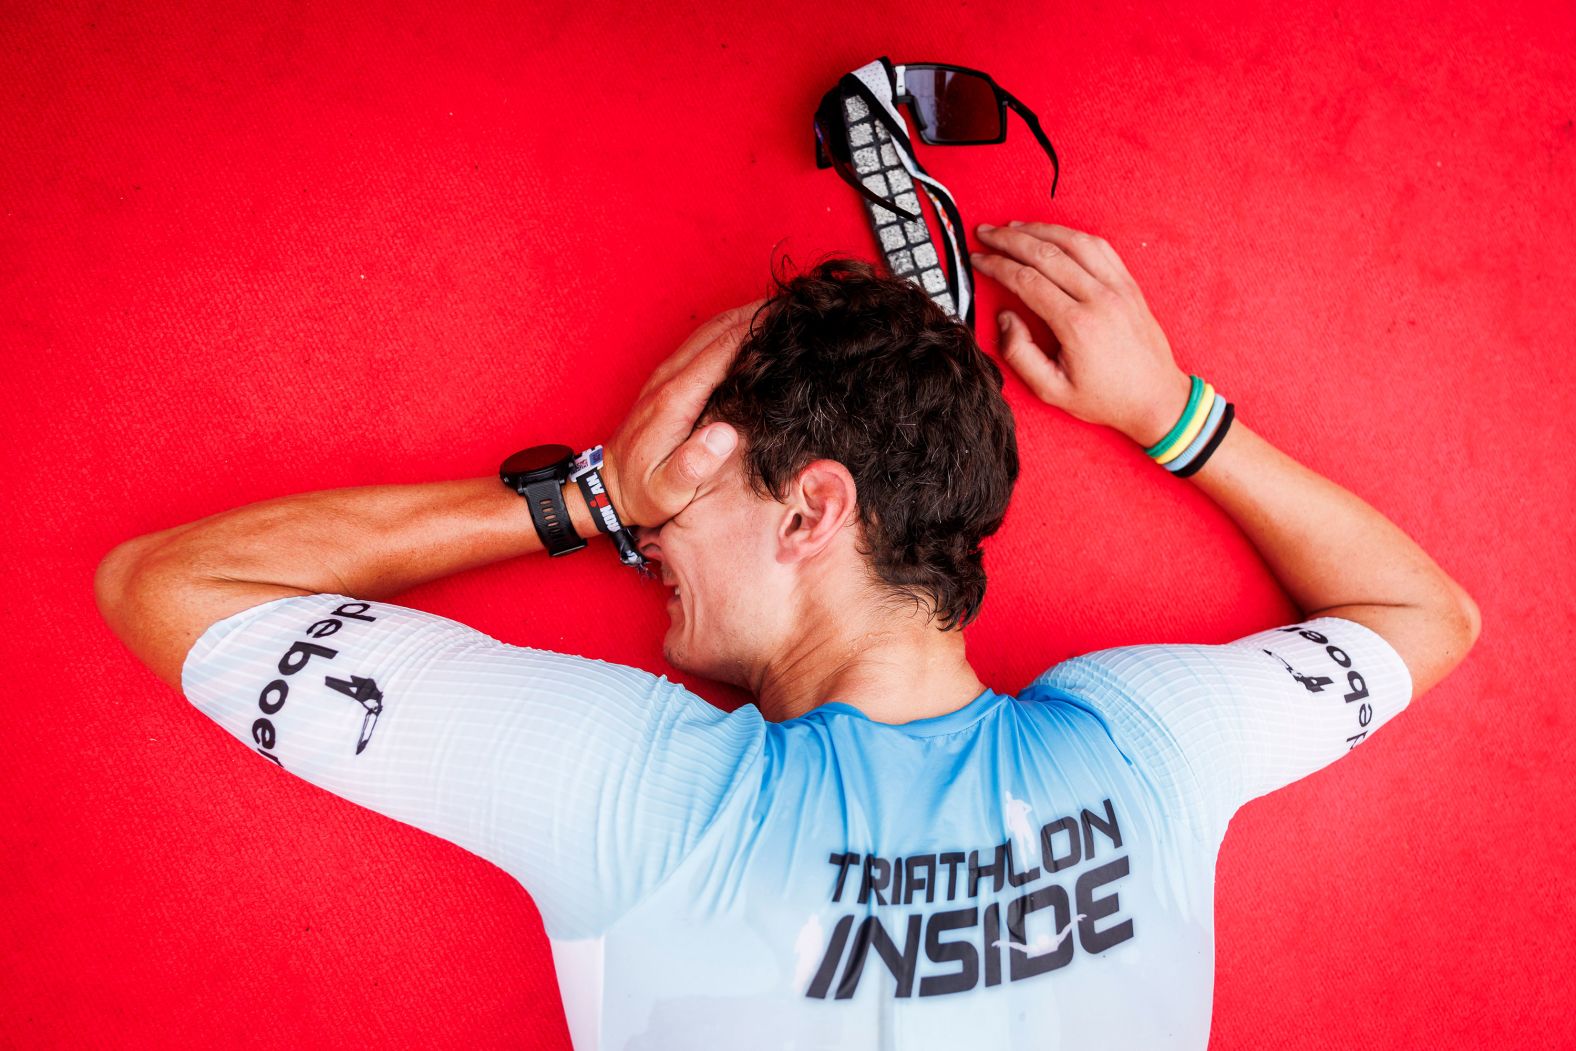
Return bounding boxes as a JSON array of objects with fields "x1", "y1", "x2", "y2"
[{"x1": 517, "y1": 475, "x2": 587, "y2": 557}]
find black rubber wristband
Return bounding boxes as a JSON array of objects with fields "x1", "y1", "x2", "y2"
[{"x1": 1173, "y1": 403, "x2": 1235, "y2": 479}]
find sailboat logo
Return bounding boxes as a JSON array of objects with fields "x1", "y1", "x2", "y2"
[{"x1": 325, "y1": 674, "x2": 384, "y2": 754}]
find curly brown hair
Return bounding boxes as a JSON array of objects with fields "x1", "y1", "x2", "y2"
[{"x1": 699, "y1": 254, "x2": 1019, "y2": 631}]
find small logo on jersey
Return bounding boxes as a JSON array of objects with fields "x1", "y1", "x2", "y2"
[
  {"x1": 325, "y1": 674, "x2": 384, "y2": 754},
  {"x1": 1261, "y1": 648, "x2": 1335, "y2": 693},
  {"x1": 1268, "y1": 625, "x2": 1378, "y2": 748}
]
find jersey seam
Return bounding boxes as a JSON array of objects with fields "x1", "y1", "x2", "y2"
[{"x1": 814, "y1": 693, "x2": 1006, "y2": 740}]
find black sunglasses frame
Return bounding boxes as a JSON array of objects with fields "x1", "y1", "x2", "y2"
[
  {"x1": 813, "y1": 60, "x2": 1060, "y2": 210},
  {"x1": 900, "y1": 62, "x2": 1061, "y2": 189}
]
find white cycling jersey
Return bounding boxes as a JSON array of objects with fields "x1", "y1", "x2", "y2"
[{"x1": 181, "y1": 593, "x2": 1412, "y2": 1050}]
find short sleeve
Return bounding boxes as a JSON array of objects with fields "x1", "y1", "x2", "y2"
[
  {"x1": 180, "y1": 592, "x2": 766, "y2": 938},
  {"x1": 1026, "y1": 616, "x2": 1413, "y2": 842}
]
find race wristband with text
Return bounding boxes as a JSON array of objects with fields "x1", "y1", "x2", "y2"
[{"x1": 570, "y1": 445, "x2": 649, "y2": 571}]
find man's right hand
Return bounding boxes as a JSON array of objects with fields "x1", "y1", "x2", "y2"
[{"x1": 969, "y1": 222, "x2": 1194, "y2": 448}]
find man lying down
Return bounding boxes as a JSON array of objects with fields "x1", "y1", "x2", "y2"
[{"x1": 95, "y1": 221, "x2": 1480, "y2": 1050}]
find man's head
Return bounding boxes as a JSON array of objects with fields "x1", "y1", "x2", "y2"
[{"x1": 635, "y1": 256, "x2": 1019, "y2": 689}]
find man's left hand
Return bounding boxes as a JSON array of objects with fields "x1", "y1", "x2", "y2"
[{"x1": 600, "y1": 300, "x2": 763, "y2": 528}]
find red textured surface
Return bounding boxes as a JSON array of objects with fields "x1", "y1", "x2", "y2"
[{"x1": 3, "y1": 1, "x2": 1572, "y2": 1047}]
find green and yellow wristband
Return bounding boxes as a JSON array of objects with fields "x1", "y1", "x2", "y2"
[{"x1": 1143, "y1": 374, "x2": 1235, "y2": 479}]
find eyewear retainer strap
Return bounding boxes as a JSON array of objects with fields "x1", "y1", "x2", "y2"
[{"x1": 841, "y1": 60, "x2": 974, "y2": 323}]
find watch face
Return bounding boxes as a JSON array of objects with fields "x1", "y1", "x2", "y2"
[{"x1": 502, "y1": 443, "x2": 575, "y2": 478}]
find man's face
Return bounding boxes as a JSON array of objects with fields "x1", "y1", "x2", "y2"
[{"x1": 634, "y1": 441, "x2": 786, "y2": 687}]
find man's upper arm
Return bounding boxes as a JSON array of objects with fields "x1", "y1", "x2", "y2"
[
  {"x1": 1028, "y1": 616, "x2": 1414, "y2": 841},
  {"x1": 177, "y1": 592, "x2": 766, "y2": 938}
]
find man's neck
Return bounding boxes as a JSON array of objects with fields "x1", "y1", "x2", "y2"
[{"x1": 749, "y1": 609, "x2": 987, "y2": 725}]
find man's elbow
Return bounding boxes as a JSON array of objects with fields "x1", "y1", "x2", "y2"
[
  {"x1": 1410, "y1": 586, "x2": 1480, "y2": 697},
  {"x1": 95, "y1": 534, "x2": 208, "y2": 690},
  {"x1": 95, "y1": 533, "x2": 193, "y2": 650},
  {"x1": 1348, "y1": 583, "x2": 1481, "y2": 699},
  {"x1": 1445, "y1": 581, "x2": 1483, "y2": 652},
  {"x1": 94, "y1": 535, "x2": 160, "y2": 631}
]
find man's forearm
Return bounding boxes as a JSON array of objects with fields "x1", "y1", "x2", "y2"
[
  {"x1": 99, "y1": 300, "x2": 755, "y2": 691},
  {"x1": 1125, "y1": 375, "x2": 1471, "y2": 615},
  {"x1": 1128, "y1": 390, "x2": 1479, "y2": 695},
  {"x1": 95, "y1": 475, "x2": 601, "y2": 688},
  {"x1": 124, "y1": 476, "x2": 598, "y2": 598},
  {"x1": 968, "y1": 219, "x2": 1476, "y2": 694},
  {"x1": 1193, "y1": 422, "x2": 1467, "y2": 610}
]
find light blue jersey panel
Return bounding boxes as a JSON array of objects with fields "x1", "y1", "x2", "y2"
[
  {"x1": 181, "y1": 595, "x2": 1412, "y2": 1050},
  {"x1": 179, "y1": 593, "x2": 765, "y2": 939}
]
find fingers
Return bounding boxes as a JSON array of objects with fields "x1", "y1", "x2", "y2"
[
  {"x1": 968, "y1": 249, "x2": 1073, "y2": 326},
  {"x1": 676, "y1": 299, "x2": 764, "y2": 378},
  {"x1": 645, "y1": 299, "x2": 765, "y2": 393},
  {"x1": 971, "y1": 224, "x2": 1105, "y2": 311},
  {"x1": 997, "y1": 310, "x2": 1071, "y2": 407},
  {"x1": 656, "y1": 423, "x2": 736, "y2": 497},
  {"x1": 614, "y1": 301, "x2": 760, "y2": 527},
  {"x1": 636, "y1": 302, "x2": 757, "y2": 479},
  {"x1": 667, "y1": 303, "x2": 759, "y2": 406},
  {"x1": 1001, "y1": 222, "x2": 1137, "y2": 293}
]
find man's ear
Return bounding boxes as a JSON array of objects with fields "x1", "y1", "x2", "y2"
[{"x1": 776, "y1": 459, "x2": 859, "y2": 565}]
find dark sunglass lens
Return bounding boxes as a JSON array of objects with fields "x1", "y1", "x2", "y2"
[{"x1": 907, "y1": 68, "x2": 1003, "y2": 143}]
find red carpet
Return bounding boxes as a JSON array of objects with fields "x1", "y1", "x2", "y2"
[{"x1": 3, "y1": 1, "x2": 1571, "y2": 1046}]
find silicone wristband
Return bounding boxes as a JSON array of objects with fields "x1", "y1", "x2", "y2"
[
  {"x1": 1165, "y1": 392, "x2": 1227, "y2": 473},
  {"x1": 1144, "y1": 375, "x2": 1203, "y2": 458},
  {"x1": 1174, "y1": 403, "x2": 1235, "y2": 479},
  {"x1": 1154, "y1": 381, "x2": 1215, "y2": 465}
]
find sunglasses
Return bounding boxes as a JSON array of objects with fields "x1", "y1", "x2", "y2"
[{"x1": 813, "y1": 60, "x2": 1060, "y2": 222}]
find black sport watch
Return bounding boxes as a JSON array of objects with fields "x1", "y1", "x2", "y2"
[{"x1": 499, "y1": 444, "x2": 587, "y2": 557}]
